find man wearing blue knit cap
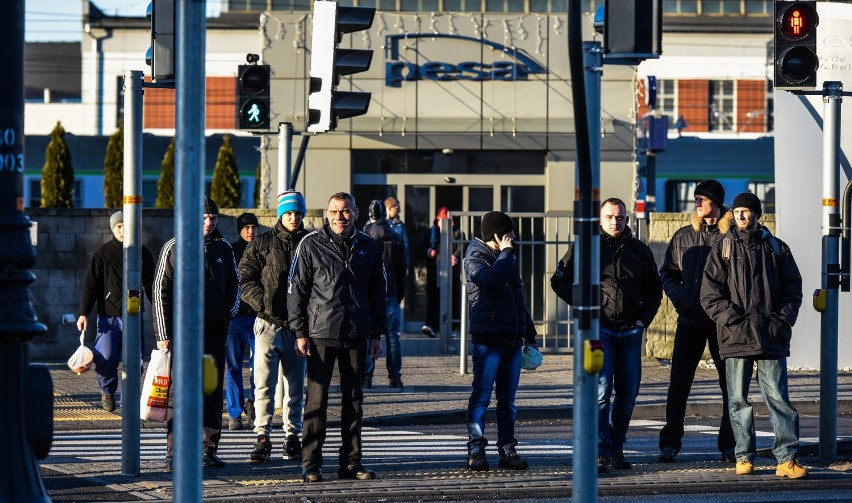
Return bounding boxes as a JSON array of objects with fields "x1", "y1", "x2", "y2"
[{"x1": 240, "y1": 190, "x2": 310, "y2": 463}]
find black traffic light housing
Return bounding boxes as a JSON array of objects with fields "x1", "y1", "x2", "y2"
[
  {"x1": 604, "y1": 0, "x2": 662, "y2": 62},
  {"x1": 145, "y1": 0, "x2": 175, "y2": 84},
  {"x1": 237, "y1": 63, "x2": 271, "y2": 130},
  {"x1": 774, "y1": 1, "x2": 819, "y2": 90}
]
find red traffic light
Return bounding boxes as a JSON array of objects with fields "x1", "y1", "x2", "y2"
[
  {"x1": 779, "y1": 2, "x2": 817, "y2": 41},
  {"x1": 240, "y1": 65, "x2": 270, "y2": 95}
]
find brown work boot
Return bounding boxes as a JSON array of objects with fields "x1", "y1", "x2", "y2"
[
  {"x1": 776, "y1": 459, "x2": 808, "y2": 479},
  {"x1": 735, "y1": 460, "x2": 754, "y2": 475}
]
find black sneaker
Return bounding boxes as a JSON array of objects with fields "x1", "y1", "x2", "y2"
[
  {"x1": 284, "y1": 435, "x2": 302, "y2": 460},
  {"x1": 498, "y1": 452, "x2": 529, "y2": 470},
  {"x1": 467, "y1": 452, "x2": 489, "y2": 471},
  {"x1": 303, "y1": 467, "x2": 322, "y2": 483},
  {"x1": 421, "y1": 325, "x2": 437, "y2": 338},
  {"x1": 721, "y1": 448, "x2": 736, "y2": 463},
  {"x1": 659, "y1": 446, "x2": 677, "y2": 463},
  {"x1": 338, "y1": 463, "x2": 376, "y2": 480},
  {"x1": 249, "y1": 435, "x2": 272, "y2": 463},
  {"x1": 202, "y1": 452, "x2": 225, "y2": 468},
  {"x1": 244, "y1": 398, "x2": 255, "y2": 425},
  {"x1": 102, "y1": 393, "x2": 116, "y2": 412},
  {"x1": 228, "y1": 418, "x2": 244, "y2": 430},
  {"x1": 389, "y1": 377, "x2": 403, "y2": 388},
  {"x1": 597, "y1": 456, "x2": 611, "y2": 474},
  {"x1": 611, "y1": 451, "x2": 632, "y2": 470}
]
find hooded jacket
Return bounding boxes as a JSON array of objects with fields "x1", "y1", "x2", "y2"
[
  {"x1": 79, "y1": 237, "x2": 155, "y2": 318},
  {"x1": 660, "y1": 210, "x2": 728, "y2": 330},
  {"x1": 363, "y1": 218, "x2": 406, "y2": 302},
  {"x1": 287, "y1": 224, "x2": 386, "y2": 346},
  {"x1": 700, "y1": 215, "x2": 803, "y2": 359},
  {"x1": 239, "y1": 221, "x2": 309, "y2": 328},
  {"x1": 152, "y1": 228, "x2": 240, "y2": 341},
  {"x1": 464, "y1": 238, "x2": 537, "y2": 347},
  {"x1": 231, "y1": 237, "x2": 256, "y2": 317},
  {"x1": 550, "y1": 226, "x2": 663, "y2": 332}
]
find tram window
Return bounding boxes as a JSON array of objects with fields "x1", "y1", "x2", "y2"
[
  {"x1": 665, "y1": 180, "x2": 699, "y2": 212},
  {"x1": 747, "y1": 182, "x2": 775, "y2": 213}
]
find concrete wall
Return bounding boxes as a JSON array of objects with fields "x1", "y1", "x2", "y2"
[{"x1": 24, "y1": 207, "x2": 324, "y2": 361}]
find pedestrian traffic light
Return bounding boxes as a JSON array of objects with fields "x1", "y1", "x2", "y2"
[
  {"x1": 237, "y1": 63, "x2": 271, "y2": 130},
  {"x1": 145, "y1": 0, "x2": 175, "y2": 84},
  {"x1": 306, "y1": 1, "x2": 375, "y2": 134},
  {"x1": 774, "y1": 1, "x2": 819, "y2": 90}
]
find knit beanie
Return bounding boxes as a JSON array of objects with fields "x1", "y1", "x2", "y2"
[
  {"x1": 368, "y1": 200, "x2": 385, "y2": 222},
  {"x1": 109, "y1": 210, "x2": 123, "y2": 230},
  {"x1": 237, "y1": 212, "x2": 259, "y2": 232},
  {"x1": 277, "y1": 190, "x2": 307, "y2": 219},
  {"x1": 204, "y1": 196, "x2": 219, "y2": 216},
  {"x1": 481, "y1": 211, "x2": 514, "y2": 241},
  {"x1": 732, "y1": 192, "x2": 762, "y2": 217},
  {"x1": 435, "y1": 207, "x2": 449, "y2": 220},
  {"x1": 694, "y1": 180, "x2": 725, "y2": 207}
]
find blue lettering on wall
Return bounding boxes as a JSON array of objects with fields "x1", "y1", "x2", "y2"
[{"x1": 384, "y1": 34, "x2": 547, "y2": 87}]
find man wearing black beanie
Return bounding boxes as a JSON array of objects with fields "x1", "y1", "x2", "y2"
[{"x1": 658, "y1": 180, "x2": 735, "y2": 464}]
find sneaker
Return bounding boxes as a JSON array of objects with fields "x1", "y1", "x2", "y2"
[
  {"x1": 421, "y1": 325, "x2": 437, "y2": 338},
  {"x1": 467, "y1": 452, "x2": 489, "y2": 471},
  {"x1": 389, "y1": 377, "x2": 403, "y2": 388},
  {"x1": 597, "y1": 456, "x2": 611, "y2": 474},
  {"x1": 776, "y1": 459, "x2": 808, "y2": 479},
  {"x1": 229, "y1": 418, "x2": 244, "y2": 430},
  {"x1": 249, "y1": 435, "x2": 272, "y2": 463},
  {"x1": 244, "y1": 398, "x2": 256, "y2": 425},
  {"x1": 610, "y1": 451, "x2": 632, "y2": 470},
  {"x1": 659, "y1": 446, "x2": 677, "y2": 463},
  {"x1": 284, "y1": 435, "x2": 302, "y2": 460},
  {"x1": 736, "y1": 460, "x2": 754, "y2": 475},
  {"x1": 101, "y1": 393, "x2": 116, "y2": 412},
  {"x1": 498, "y1": 452, "x2": 529, "y2": 470},
  {"x1": 720, "y1": 449, "x2": 736, "y2": 463},
  {"x1": 303, "y1": 468, "x2": 322, "y2": 483},
  {"x1": 201, "y1": 452, "x2": 225, "y2": 468},
  {"x1": 338, "y1": 463, "x2": 376, "y2": 480}
]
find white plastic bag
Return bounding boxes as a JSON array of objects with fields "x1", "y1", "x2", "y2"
[
  {"x1": 67, "y1": 331, "x2": 94, "y2": 375},
  {"x1": 140, "y1": 349, "x2": 171, "y2": 421},
  {"x1": 521, "y1": 345, "x2": 543, "y2": 371}
]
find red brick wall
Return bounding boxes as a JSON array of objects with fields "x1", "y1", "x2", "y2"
[
  {"x1": 677, "y1": 80, "x2": 709, "y2": 133},
  {"x1": 736, "y1": 80, "x2": 766, "y2": 133},
  {"x1": 143, "y1": 76, "x2": 236, "y2": 130}
]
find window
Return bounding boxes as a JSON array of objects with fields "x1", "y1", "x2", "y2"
[
  {"x1": 748, "y1": 182, "x2": 775, "y2": 213},
  {"x1": 745, "y1": 0, "x2": 771, "y2": 15},
  {"x1": 710, "y1": 80, "x2": 735, "y2": 132},
  {"x1": 658, "y1": 79, "x2": 677, "y2": 119},
  {"x1": 702, "y1": 1, "x2": 742, "y2": 15},
  {"x1": 665, "y1": 180, "x2": 699, "y2": 213},
  {"x1": 352, "y1": 150, "x2": 546, "y2": 175},
  {"x1": 663, "y1": 0, "x2": 698, "y2": 15},
  {"x1": 270, "y1": 0, "x2": 311, "y2": 9},
  {"x1": 765, "y1": 80, "x2": 774, "y2": 132},
  {"x1": 443, "y1": 0, "x2": 482, "y2": 10},
  {"x1": 28, "y1": 179, "x2": 83, "y2": 208}
]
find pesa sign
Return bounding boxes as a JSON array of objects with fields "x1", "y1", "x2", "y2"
[{"x1": 384, "y1": 34, "x2": 547, "y2": 88}]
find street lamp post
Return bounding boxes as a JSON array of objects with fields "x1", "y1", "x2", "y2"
[{"x1": 0, "y1": 1, "x2": 53, "y2": 502}]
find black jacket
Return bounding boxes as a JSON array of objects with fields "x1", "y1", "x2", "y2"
[
  {"x1": 364, "y1": 219, "x2": 406, "y2": 302},
  {"x1": 152, "y1": 228, "x2": 240, "y2": 341},
  {"x1": 700, "y1": 219, "x2": 802, "y2": 359},
  {"x1": 239, "y1": 222, "x2": 308, "y2": 328},
  {"x1": 464, "y1": 238, "x2": 537, "y2": 348},
  {"x1": 551, "y1": 226, "x2": 663, "y2": 332},
  {"x1": 79, "y1": 237, "x2": 155, "y2": 318},
  {"x1": 660, "y1": 211, "x2": 727, "y2": 330},
  {"x1": 231, "y1": 238, "x2": 257, "y2": 317},
  {"x1": 287, "y1": 225, "x2": 386, "y2": 346}
]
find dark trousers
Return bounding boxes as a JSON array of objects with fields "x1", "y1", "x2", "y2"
[
  {"x1": 166, "y1": 328, "x2": 227, "y2": 456},
  {"x1": 659, "y1": 323, "x2": 735, "y2": 454},
  {"x1": 301, "y1": 343, "x2": 366, "y2": 472}
]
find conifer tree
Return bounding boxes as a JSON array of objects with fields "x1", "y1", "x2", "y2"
[
  {"x1": 40, "y1": 121, "x2": 75, "y2": 208},
  {"x1": 210, "y1": 135, "x2": 241, "y2": 208},
  {"x1": 103, "y1": 125, "x2": 124, "y2": 208},
  {"x1": 155, "y1": 138, "x2": 176, "y2": 208}
]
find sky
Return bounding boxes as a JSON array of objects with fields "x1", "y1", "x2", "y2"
[{"x1": 25, "y1": 0, "x2": 223, "y2": 42}]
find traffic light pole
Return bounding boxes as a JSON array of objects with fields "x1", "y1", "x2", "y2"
[
  {"x1": 819, "y1": 81, "x2": 842, "y2": 463},
  {"x1": 277, "y1": 123, "x2": 294, "y2": 194},
  {"x1": 0, "y1": 1, "x2": 52, "y2": 501},
  {"x1": 121, "y1": 70, "x2": 145, "y2": 477}
]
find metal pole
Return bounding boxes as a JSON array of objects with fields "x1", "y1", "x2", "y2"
[
  {"x1": 0, "y1": 1, "x2": 51, "y2": 501},
  {"x1": 571, "y1": 40, "x2": 603, "y2": 503},
  {"x1": 121, "y1": 70, "x2": 144, "y2": 477},
  {"x1": 289, "y1": 134, "x2": 310, "y2": 191},
  {"x1": 459, "y1": 281, "x2": 468, "y2": 375},
  {"x1": 174, "y1": 0, "x2": 206, "y2": 500},
  {"x1": 439, "y1": 217, "x2": 452, "y2": 353},
  {"x1": 277, "y1": 122, "x2": 293, "y2": 194},
  {"x1": 819, "y1": 81, "x2": 842, "y2": 463}
]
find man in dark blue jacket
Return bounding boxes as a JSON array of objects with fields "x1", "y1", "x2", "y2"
[
  {"x1": 464, "y1": 210, "x2": 538, "y2": 472},
  {"x1": 288, "y1": 192, "x2": 386, "y2": 483}
]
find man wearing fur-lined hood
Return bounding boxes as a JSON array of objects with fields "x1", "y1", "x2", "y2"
[{"x1": 657, "y1": 180, "x2": 736, "y2": 465}]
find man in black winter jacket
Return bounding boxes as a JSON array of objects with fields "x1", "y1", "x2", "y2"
[
  {"x1": 363, "y1": 199, "x2": 406, "y2": 388},
  {"x1": 464, "y1": 211, "x2": 537, "y2": 473},
  {"x1": 77, "y1": 210, "x2": 155, "y2": 412},
  {"x1": 701, "y1": 192, "x2": 807, "y2": 479},
  {"x1": 152, "y1": 196, "x2": 239, "y2": 471},
  {"x1": 658, "y1": 180, "x2": 735, "y2": 464},
  {"x1": 289, "y1": 192, "x2": 386, "y2": 483},
  {"x1": 550, "y1": 198, "x2": 662, "y2": 473},
  {"x1": 240, "y1": 191, "x2": 309, "y2": 463}
]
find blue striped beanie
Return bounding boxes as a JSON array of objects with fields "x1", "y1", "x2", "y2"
[{"x1": 277, "y1": 191, "x2": 306, "y2": 219}]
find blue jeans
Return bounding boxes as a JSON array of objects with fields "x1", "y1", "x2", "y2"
[
  {"x1": 93, "y1": 315, "x2": 145, "y2": 395},
  {"x1": 466, "y1": 343, "x2": 522, "y2": 454},
  {"x1": 225, "y1": 314, "x2": 256, "y2": 420},
  {"x1": 598, "y1": 325, "x2": 644, "y2": 457},
  {"x1": 725, "y1": 357, "x2": 799, "y2": 464},
  {"x1": 365, "y1": 298, "x2": 403, "y2": 380}
]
